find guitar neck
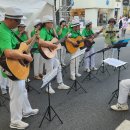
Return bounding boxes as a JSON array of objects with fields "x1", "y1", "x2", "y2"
[{"x1": 27, "y1": 35, "x2": 37, "y2": 53}]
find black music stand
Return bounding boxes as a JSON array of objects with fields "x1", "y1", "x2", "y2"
[
  {"x1": 0, "y1": 92, "x2": 9, "y2": 112},
  {"x1": 67, "y1": 49, "x2": 87, "y2": 94},
  {"x1": 112, "y1": 40, "x2": 128, "y2": 70},
  {"x1": 39, "y1": 69, "x2": 63, "y2": 128},
  {"x1": 96, "y1": 47, "x2": 111, "y2": 75},
  {"x1": 112, "y1": 40, "x2": 128, "y2": 59},
  {"x1": 103, "y1": 58, "x2": 127, "y2": 104},
  {"x1": 26, "y1": 78, "x2": 41, "y2": 94},
  {"x1": 82, "y1": 50, "x2": 100, "y2": 82}
]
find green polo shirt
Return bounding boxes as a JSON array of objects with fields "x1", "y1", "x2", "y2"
[
  {"x1": 15, "y1": 30, "x2": 28, "y2": 42},
  {"x1": 82, "y1": 28, "x2": 94, "y2": 37},
  {"x1": 0, "y1": 22, "x2": 18, "y2": 77},
  {"x1": 82, "y1": 28, "x2": 94, "y2": 48},
  {"x1": 31, "y1": 29, "x2": 39, "y2": 53},
  {"x1": 40, "y1": 27, "x2": 53, "y2": 41},
  {"x1": 56, "y1": 26, "x2": 68, "y2": 46},
  {"x1": 69, "y1": 29, "x2": 82, "y2": 38}
]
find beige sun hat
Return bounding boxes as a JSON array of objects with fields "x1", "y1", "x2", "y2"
[
  {"x1": 18, "y1": 20, "x2": 26, "y2": 27},
  {"x1": 33, "y1": 19, "x2": 42, "y2": 26},
  {"x1": 85, "y1": 20, "x2": 92, "y2": 26},
  {"x1": 42, "y1": 15, "x2": 53, "y2": 23},
  {"x1": 71, "y1": 19, "x2": 80, "y2": 27},
  {"x1": 5, "y1": 7, "x2": 23, "y2": 19}
]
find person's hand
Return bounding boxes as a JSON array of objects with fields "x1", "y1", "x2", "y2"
[
  {"x1": 72, "y1": 41, "x2": 78, "y2": 47},
  {"x1": 49, "y1": 43, "x2": 57, "y2": 50},
  {"x1": 23, "y1": 54, "x2": 33, "y2": 63},
  {"x1": 20, "y1": 30, "x2": 25, "y2": 35}
]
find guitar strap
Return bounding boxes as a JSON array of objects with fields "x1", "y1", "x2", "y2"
[{"x1": 11, "y1": 30, "x2": 23, "y2": 49}]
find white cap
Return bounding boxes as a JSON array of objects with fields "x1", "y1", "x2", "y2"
[
  {"x1": 33, "y1": 19, "x2": 42, "y2": 26},
  {"x1": 71, "y1": 19, "x2": 80, "y2": 27},
  {"x1": 18, "y1": 20, "x2": 26, "y2": 27},
  {"x1": 5, "y1": 7, "x2": 23, "y2": 19},
  {"x1": 60, "y1": 18, "x2": 66, "y2": 23},
  {"x1": 85, "y1": 20, "x2": 92, "y2": 26},
  {"x1": 42, "y1": 15, "x2": 53, "y2": 23}
]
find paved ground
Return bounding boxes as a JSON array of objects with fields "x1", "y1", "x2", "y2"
[{"x1": 0, "y1": 31, "x2": 130, "y2": 130}]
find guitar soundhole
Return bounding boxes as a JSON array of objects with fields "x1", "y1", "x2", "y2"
[{"x1": 19, "y1": 51, "x2": 29, "y2": 67}]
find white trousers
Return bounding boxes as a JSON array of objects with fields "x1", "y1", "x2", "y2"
[
  {"x1": 33, "y1": 53, "x2": 44, "y2": 76},
  {"x1": 84, "y1": 48, "x2": 95, "y2": 69},
  {"x1": 0, "y1": 73, "x2": 8, "y2": 90},
  {"x1": 45, "y1": 57, "x2": 63, "y2": 84},
  {"x1": 70, "y1": 48, "x2": 80, "y2": 76},
  {"x1": 60, "y1": 46, "x2": 66, "y2": 64},
  {"x1": 8, "y1": 79, "x2": 32, "y2": 123},
  {"x1": 118, "y1": 79, "x2": 130, "y2": 104}
]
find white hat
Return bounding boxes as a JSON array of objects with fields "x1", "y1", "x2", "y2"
[
  {"x1": 60, "y1": 18, "x2": 66, "y2": 23},
  {"x1": 71, "y1": 19, "x2": 80, "y2": 27},
  {"x1": 18, "y1": 20, "x2": 26, "y2": 27},
  {"x1": 5, "y1": 7, "x2": 23, "y2": 19},
  {"x1": 33, "y1": 19, "x2": 42, "y2": 26},
  {"x1": 42, "y1": 15, "x2": 53, "y2": 23},
  {"x1": 85, "y1": 20, "x2": 92, "y2": 26}
]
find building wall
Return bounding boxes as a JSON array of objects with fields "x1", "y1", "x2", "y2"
[
  {"x1": 71, "y1": 0, "x2": 122, "y2": 27},
  {"x1": 73, "y1": 0, "x2": 116, "y2": 9}
]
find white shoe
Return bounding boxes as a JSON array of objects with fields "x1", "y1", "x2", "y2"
[
  {"x1": 70, "y1": 75, "x2": 76, "y2": 80},
  {"x1": 23, "y1": 109, "x2": 39, "y2": 118},
  {"x1": 91, "y1": 67, "x2": 98, "y2": 71},
  {"x1": 111, "y1": 103, "x2": 129, "y2": 111},
  {"x1": 85, "y1": 68, "x2": 90, "y2": 72},
  {"x1": 61, "y1": 63, "x2": 66, "y2": 66},
  {"x1": 46, "y1": 86, "x2": 55, "y2": 94},
  {"x1": 58, "y1": 83, "x2": 70, "y2": 90},
  {"x1": 76, "y1": 73, "x2": 81, "y2": 77},
  {"x1": 10, "y1": 120, "x2": 29, "y2": 129},
  {"x1": 1, "y1": 88, "x2": 7, "y2": 95}
]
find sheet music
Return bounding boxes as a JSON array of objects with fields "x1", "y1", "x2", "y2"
[
  {"x1": 71, "y1": 48, "x2": 86, "y2": 60},
  {"x1": 41, "y1": 68, "x2": 57, "y2": 89},
  {"x1": 103, "y1": 58, "x2": 127, "y2": 68}
]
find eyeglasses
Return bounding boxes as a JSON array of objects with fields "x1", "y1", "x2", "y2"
[{"x1": 14, "y1": 19, "x2": 21, "y2": 24}]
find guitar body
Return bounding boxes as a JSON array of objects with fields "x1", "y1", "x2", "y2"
[
  {"x1": 0, "y1": 42, "x2": 30, "y2": 80},
  {"x1": 39, "y1": 38, "x2": 61, "y2": 59},
  {"x1": 65, "y1": 36, "x2": 84, "y2": 54}
]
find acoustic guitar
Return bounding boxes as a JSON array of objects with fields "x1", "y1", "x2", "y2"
[
  {"x1": 65, "y1": 36, "x2": 85, "y2": 54},
  {"x1": 0, "y1": 34, "x2": 38, "y2": 80},
  {"x1": 39, "y1": 36, "x2": 69, "y2": 59},
  {"x1": 65, "y1": 28, "x2": 104, "y2": 54},
  {"x1": 84, "y1": 27, "x2": 104, "y2": 51}
]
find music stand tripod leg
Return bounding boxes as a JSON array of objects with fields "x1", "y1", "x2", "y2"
[
  {"x1": 83, "y1": 55, "x2": 100, "y2": 82},
  {"x1": 26, "y1": 79, "x2": 41, "y2": 94},
  {"x1": 39, "y1": 83, "x2": 63, "y2": 128},
  {"x1": 68, "y1": 55, "x2": 87, "y2": 94}
]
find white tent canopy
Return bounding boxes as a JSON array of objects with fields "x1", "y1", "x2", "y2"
[{"x1": 0, "y1": 0, "x2": 54, "y2": 32}]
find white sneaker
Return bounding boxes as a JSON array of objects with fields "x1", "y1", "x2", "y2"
[
  {"x1": 76, "y1": 73, "x2": 81, "y2": 77},
  {"x1": 61, "y1": 63, "x2": 66, "y2": 66},
  {"x1": 70, "y1": 75, "x2": 76, "y2": 80},
  {"x1": 111, "y1": 103, "x2": 129, "y2": 111},
  {"x1": 91, "y1": 67, "x2": 98, "y2": 71},
  {"x1": 10, "y1": 120, "x2": 29, "y2": 129},
  {"x1": 85, "y1": 68, "x2": 90, "y2": 72},
  {"x1": 46, "y1": 86, "x2": 55, "y2": 94},
  {"x1": 1, "y1": 88, "x2": 7, "y2": 95},
  {"x1": 58, "y1": 83, "x2": 70, "y2": 90},
  {"x1": 23, "y1": 109, "x2": 39, "y2": 118}
]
